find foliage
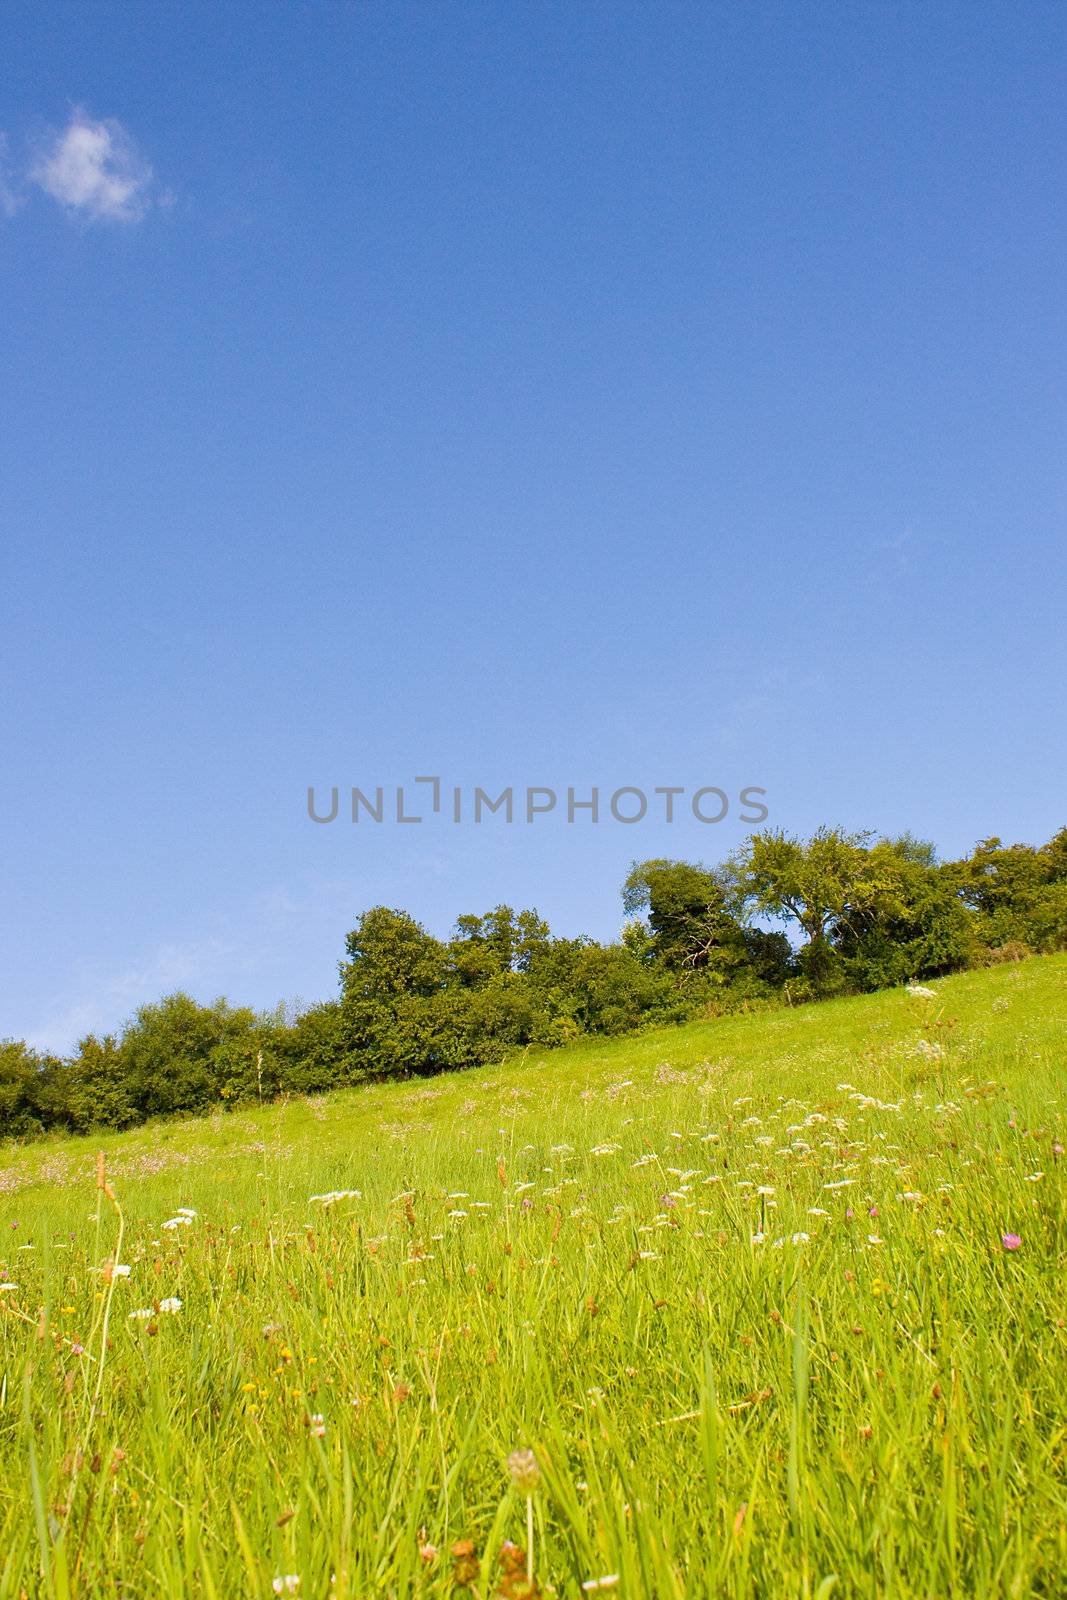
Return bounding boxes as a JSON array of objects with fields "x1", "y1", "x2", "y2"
[
  {"x1": 0, "y1": 1040, "x2": 65, "y2": 1138},
  {"x1": 2, "y1": 825, "x2": 1065, "y2": 1140},
  {"x1": 955, "y1": 828, "x2": 1067, "y2": 957}
]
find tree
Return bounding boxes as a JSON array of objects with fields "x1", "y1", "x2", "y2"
[
  {"x1": 0, "y1": 1040, "x2": 65, "y2": 1137},
  {"x1": 341, "y1": 908, "x2": 445, "y2": 1000},
  {"x1": 448, "y1": 905, "x2": 551, "y2": 987},
  {"x1": 738, "y1": 828, "x2": 908, "y2": 994},
  {"x1": 276, "y1": 1001, "x2": 350, "y2": 1093},
  {"x1": 622, "y1": 860, "x2": 744, "y2": 971},
  {"x1": 338, "y1": 909, "x2": 449, "y2": 1077},
  {"x1": 117, "y1": 993, "x2": 264, "y2": 1117},
  {"x1": 65, "y1": 1035, "x2": 138, "y2": 1131},
  {"x1": 833, "y1": 838, "x2": 974, "y2": 989},
  {"x1": 954, "y1": 828, "x2": 1067, "y2": 954}
]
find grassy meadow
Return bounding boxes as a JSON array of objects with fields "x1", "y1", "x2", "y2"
[{"x1": 1, "y1": 956, "x2": 1065, "y2": 1599}]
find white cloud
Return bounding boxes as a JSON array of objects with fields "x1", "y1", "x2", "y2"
[{"x1": 29, "y1": 110, "x2": 156, "y2": 222}]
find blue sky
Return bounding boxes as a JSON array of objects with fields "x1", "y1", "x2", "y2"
[{"x1": 2, "y1": 1, "x2": 1064, "y2": 1051}]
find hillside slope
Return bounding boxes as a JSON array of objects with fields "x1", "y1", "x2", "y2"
[{"x1": 1, "y1": 956, "x2": 1065, "y2": 1597}]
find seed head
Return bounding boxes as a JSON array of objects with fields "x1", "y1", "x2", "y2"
[{"x1": 507, "y1": 1447, "x2": 541, "y2": 1496}]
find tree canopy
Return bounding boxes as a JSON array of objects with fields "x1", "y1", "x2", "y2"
[{"x1": 3, "y1": 822, "x2": 1064, "y2": 1139}]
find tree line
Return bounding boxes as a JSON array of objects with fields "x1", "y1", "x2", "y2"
[{"x1": 3, "y1": 825, "x2": 1065, "y2": 1139}]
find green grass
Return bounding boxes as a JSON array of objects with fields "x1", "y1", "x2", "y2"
[{"x1": 2, "y1": 956, "x2": 1065, "y2": 1599}]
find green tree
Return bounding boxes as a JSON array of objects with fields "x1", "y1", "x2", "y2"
[
  {"x1": 342, "y1": 908, "x2": 445, "y2": 1000},
  {"x1": 622, "y1": 859, "x2": 743, "y2": 971},
  {"x1": 621, "y1": 858, "x2": 792, "y2": 1000},
  {"x1": 65, "y1": 1034, "x2": 138, "y2": 1131},
  {"x1": 0, "y1": 1040, "x2": 65, "y2": 1137},
  {"x1": 276, "y1": 1001, "x2": 350, "y2": 1093},
  {"x1": 738, "y1": 828, "x2": 908, "y2": 995},
  {"x1": 117, "y1": 993, "x2": 264, "y2": 1117},
  {"x1": 833, "y1": 837, "x2": 974, "y2": 989},
  {"x1": 955, "y1": 828, "x2": 1067, "y2": 955},
  {"x1": 448, "y1": 905, "x2": 551, "y2": 988},
  {"x1": 339, "y1": 909, "x2": 448, "y2": 1077}
]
